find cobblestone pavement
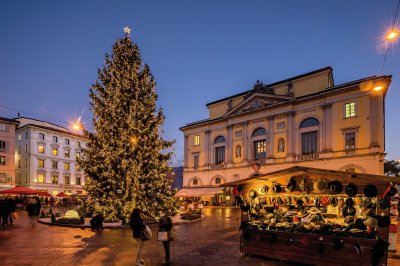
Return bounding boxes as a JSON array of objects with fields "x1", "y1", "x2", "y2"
[{"x1": 0, "y1": 207, "x2": 398, "y2": 266}]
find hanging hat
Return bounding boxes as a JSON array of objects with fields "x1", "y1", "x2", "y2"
[
  {"x1": 354, "y1": 197, "x2": 363, "y2": 206},
  {"x1": 272, "y1": 184, "x2": 281, "y2": 193},
  {"x1": 364, "y1": 185, "x2": 378, "y2": 198},
  {"x1": 313, "y1": 179, "x2": 328, "y2": 194},
  {"x1": 249, "y1": 190, "x2": 257, "y2": 199},
  {"x1": 342, "y1": 206, "x2": 356, "y2": 217},
  {"x1": 315, "y1": 197, "x2": 320, "y2": 208},
  {"x1": 346, "y1": 183, "x2": 358, "y2": 197},
  {"x1": 345, "y1": 197, "x2": 354, "y2": 207},
  {"x1": 363, "y1": 217, "x2": 378, "y2": 228},
  {"x1": 232, "y1": 186, "x2": 241, "y2": 196},
  {"x1": 258, "y1": 185, "x2": 268, "y2": 194},
  {"x1": 379, "y1": 198, "x2": 390, "y2": 209},
  {"x1": 328, "y1": 181, "x2": 343, "y2": 194},
  {"x1": 320, "y1": 196, "x2": 330, "y2": 207},
  {"x1": 344, "y1": 216, "x2": 355, "y2": 224},
  {"x1": 388, "y1": 186, "x2": 398, "y2": 197},
  {"x1": 329, "y1": 197, "x2": 338, "y2": 207},
  {"x1": 286, "y1": 177, "x2": 297, "y2": 192},
  {"x1": 377, "y1": 215, "x2": 390, "y2": 228}
]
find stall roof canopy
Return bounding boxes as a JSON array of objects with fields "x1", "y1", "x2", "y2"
[
  {"x1": 222, "y1": 166, "x2": 398, "y2": 187},
  {"x1": 174, "y1": 187, "x2": 223, "y2": 197}
]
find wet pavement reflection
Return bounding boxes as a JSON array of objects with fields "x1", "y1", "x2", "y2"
[{"x1": 1, "y1": 207, "x2": 396, "y2": 265}]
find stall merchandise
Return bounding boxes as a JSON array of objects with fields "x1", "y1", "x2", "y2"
[{"x1": 223, "y1": 166, "x2": 396, "y2": 266}]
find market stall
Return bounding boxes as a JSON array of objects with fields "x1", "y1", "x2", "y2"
[{"x1": 223, "y1": 166, "x2": 397, "y2": 266}]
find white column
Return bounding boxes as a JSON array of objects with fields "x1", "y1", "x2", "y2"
[
  {"x1": 286, "y1": 111, "x2": 295, "y2": 161},
  {"x1": 323, "y1": 103, "x2": 332, "y2": 152},
  {"x1": 242, "y1": 122, "x2": 249, "y2": 162},
  {"x1": 227, "y1": 125, "x2": 233, "y2": 163},
  {"x1": 184, "y1": 135, "x2": 189, "y2": 168},
  {"x1": 267, "y1": 116, "x2": 274, "y2": 158},
  {"x1": 204, "y1": 130, "x2": 210, "y2": 167}
]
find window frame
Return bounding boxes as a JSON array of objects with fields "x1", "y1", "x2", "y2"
[
  {"x1": 344, "y1": 102, "x2": 357, "y2": 118},
  {"x1": 53, "y1": 136, "x2": 58, "y2": 143},
  {"x1": 52, "y1": 175, "x2": 58, "y2": 184},
  {"x1": 253, "y1": 139, "x2": 267, "y2": 160},
  {"x1": 0, "y1": 156, "x2": 5, "y2": 165},
  {"x1": 301, "y1": 131, "x2": 318, "y2": 155},
  {"x1": 38, "y1": 159, "x2": 45, "y2": 168},
  {"x1": 0, "y1": 124, "x2": 5, "y2": 131},
  {"x1": 52, "y1": 147, "x2": 58, "y2": 156},
  {"x1": 193, "y1": 135, "x2": 200, "y2": 146},
  {"x1": 39, "y1": 133, "x2": 45, "y2": 140},
  {"x1": 38, "y1": 173, "x2": 45, "y2": 183},
  {"x1": 193, "y1": 154, "x2": 199, "y2": 170},
  {"x1": 38, "y1": 145, "x2": 45, "y2": 153}
]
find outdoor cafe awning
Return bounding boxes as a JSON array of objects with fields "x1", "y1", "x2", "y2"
[{"x1": 174, "y1": 187, "x2": 223, "y2": 197}]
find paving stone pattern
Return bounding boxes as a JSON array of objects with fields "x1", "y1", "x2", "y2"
[{"x1": 0, "y1": 208, "x2": 398, "y2": 266}]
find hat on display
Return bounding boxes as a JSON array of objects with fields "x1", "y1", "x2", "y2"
[
  {"x1": 328, "y1": 181, "x2": 343, "y2": 194},
  {"x1": 354, "y1": 197, "x2": 363, "y2": 206},
  {"x1": 272, "y1": 184, "x2": 282, "y2": 193},
  {"x1": 377, "y1": 215, "x2": 390, "y2": 228},
  {"x1": 329, "y1": 197, "x2": 338, "y2": 207},
  {"x1": 364, "y1": 184, "x2": 378, "y2": 198},
  {"x1": 379, "y1": 198, "x2": 390, "y2": 209},
  {"x1": 364, "y1": 217, "x2": 378, "y2": 228},
  {"x1": 313, "y1": 179, "x2": 328, "y2": 194},
  {"x1": 320, "y1": 196, "x2": 330, "y2": 207},
  {"x1": 344, "y1": 216, "x2": 355, "y2": 224},
  {"x1": 342, "y1": 205, "x2": 356, "y2": 217},
  {"x1": 345, "y1": 197, "x2": 354, "y2": 207},
  {"x1": 388, "y1": 186, "x2": 398, "y2": 197},
  {"x1": 249, "y1": 190, "x2": 257, "y2": 199},
  {"x1": 346, "y1": 183, "x2": 358, "y2": 197},
  {"x1": 286, "y1": 177, "x2": 297, "y2": 192},
  {"x1": 259, "y1": 185, "x2": 268, "y2": 194}
]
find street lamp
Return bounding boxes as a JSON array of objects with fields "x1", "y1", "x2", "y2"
[
  {"x1": 386, "y1": 30, "x2": 399, "y2": 41},
  {"x1": 71, "y1": 116, "x2": 82, "y2": 131}
]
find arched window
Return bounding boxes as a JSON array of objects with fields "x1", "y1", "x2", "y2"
[
  {"x1": 300, "y1": 118, "x2": 320, "y2": 155},
  {"x1": 300, "y1": 118, "x2": 320, "y2": 128},
  {"x1": 214, "y1": 136, "x2": 225, "y2": 164},
  {"x1": 193, "y1": 178, "x2": 198, "y2": 186},
  {"x1": 252, "y1": 127, "x2": 266, "y2": 137},
  {"x1": 252, "y1": 127, "x2": 267, "y2": 160},
  {"x1": 214, "y1": 136, "x2": 225, "y2": 144}
]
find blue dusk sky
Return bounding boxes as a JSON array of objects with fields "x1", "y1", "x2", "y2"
[{"x1": 0, "y1": 0, "x2": 399, "y2": 164}]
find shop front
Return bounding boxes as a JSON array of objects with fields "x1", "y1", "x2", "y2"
[
  {"x1": 175, "y1": 186, "x2": 233, "y2": 206},
  {"x1": 223, "y1": 166, "x2": 395, "y2": 266}
]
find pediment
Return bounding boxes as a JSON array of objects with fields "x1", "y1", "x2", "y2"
[{"x1": 225, "y1": 93, "x2": 294, "y2": 117}]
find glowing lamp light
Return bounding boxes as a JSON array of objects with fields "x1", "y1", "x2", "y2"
[
  {"x1": 386, "y1": 30, "x2": 399, "y2": 41},
  {"x1": 373, "y1": 86, "x2": 383, "y2": 91},
  {"x1": 71, "y1": 116, "x2": 82, "y2": 131},
  {"x1": 130, "y1": 137, "x2": 137, "y2": 145}
]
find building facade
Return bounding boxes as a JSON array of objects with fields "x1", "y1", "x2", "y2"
[
  {"x1": 0, "y1": 117, "x2": 19, "y2": 191},
  {"x1": 179, "y1": 67, "x2": 391, "y2": 205},
  {"x1": 15, "y1": 117, "x2": 87, "y2": 196}
]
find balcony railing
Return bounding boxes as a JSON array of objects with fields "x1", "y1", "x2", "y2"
[
  {"x1": 345, "y1": 149, "x2": 355, "y2": 155},
  {"x1": 296, "y1": 153, "x2": 319, "y2": 161},
  {"x1": 210, "y1": 163, "x2": 226, "y2": 170}
]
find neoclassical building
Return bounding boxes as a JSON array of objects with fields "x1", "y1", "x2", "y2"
[
  {"x1": 15, "y1": 117, "x2": 87, "y2": 196},
  {"x1": 178, "y1": 67, "x2": 391, "y2": 205}
]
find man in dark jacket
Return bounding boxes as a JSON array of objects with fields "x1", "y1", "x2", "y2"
[
  {"x1": 6, "y1": 197, "x2": 16, "y2": 225},
  {"x1": 0, "y1": 199, "x2": 9, "y2": 226}
]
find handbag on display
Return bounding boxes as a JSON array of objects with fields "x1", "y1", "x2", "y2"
[
  {"x1": 141, "y1": 224, "x2": 152, "y2": 241},
  {"x1": 158, "y1": 231, "x2": 169, "y2": 241}
]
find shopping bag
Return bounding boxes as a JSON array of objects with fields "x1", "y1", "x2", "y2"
[
  {"x1": 158, "y1": 231, "x2": 169, "y2": 241},
  {"x1": 141, "y1": 224, "x2": 152, "y2": 241}
]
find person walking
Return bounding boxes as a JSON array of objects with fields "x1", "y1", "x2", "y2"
[
  {"x1": 129, "y1": 208, "x2": 147, "y2": 266},
  {"x1": 34, "y1": 196, "x2": 41, "y2": 217},
  {"x1": 6, "y1": 197, "x2": 16, "y2": 225},
  {"x1": 0, "y1": 198, "x2": 9, "y2": 226},
  {"x1": 26, "y1": 197, "x2": 37, "y2": 228},
  {"x1": 158, "y1": 210, "x2": 173, "y2": 265}
]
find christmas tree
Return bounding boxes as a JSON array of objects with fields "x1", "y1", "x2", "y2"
[{"x1": 78, "y1": 28, "x2": 177, "y2": 222}]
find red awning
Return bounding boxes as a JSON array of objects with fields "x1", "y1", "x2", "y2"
[
  {"x1": 36, "y1": 191, "x2": 53, "y2": 198},
  {"x1": 56, "y1": 192, "x2": 68, "y2": 198},
  {"x1": 0, "y1": 187, "x2": 38, "y2": 195}
]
